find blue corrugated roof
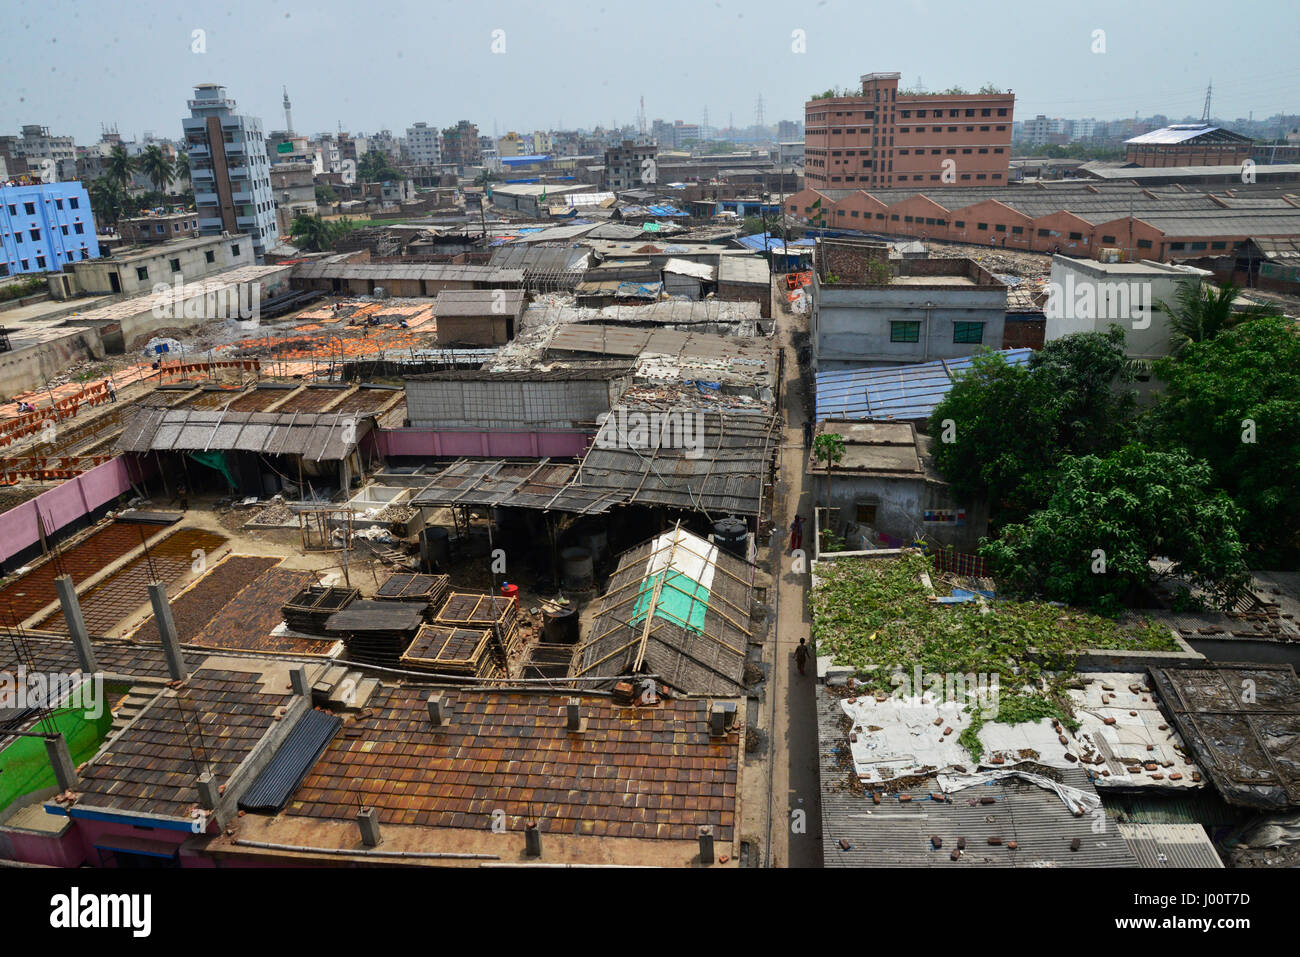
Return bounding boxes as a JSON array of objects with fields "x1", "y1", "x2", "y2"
[
  {"x1": 736, "y1": 232, "x2": 817, "y2": 252},
  {"x1": 238, "y1": 708, "x2": 342, "y2": 813},
  {"x1": 815, "y1": 349, "x2": 1033, "y2": 421},
  {"x1": 647, "y1": 204, "x2": 687, "y2": 217}
]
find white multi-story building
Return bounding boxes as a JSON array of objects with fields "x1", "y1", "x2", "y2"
[
  {"x1": 1023, "y1": 115, "x2": 1068, "y2": 147},
  {"x1": 405, "y1": 123, "x2": 442, "y2": 165},
  {"x1": 316, "y1": 134, "x2": 342, "y2": 174},
  {"x1": 183, "y1": 83, "x2": 279, "y2": 261},
  {"x1": 1070, "y1": 118, "x2": 1098, "y2": 141}
]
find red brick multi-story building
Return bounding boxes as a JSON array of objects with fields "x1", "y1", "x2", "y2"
[{"x1": 805, "y1": 72, "x2": 1015, "y2": 190}]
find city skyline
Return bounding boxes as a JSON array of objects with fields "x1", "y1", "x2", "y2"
[{"x1": 3, "y1": 0, "x2": 1298, "y2": 144}]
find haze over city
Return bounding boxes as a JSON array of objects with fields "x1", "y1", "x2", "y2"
[{"x1": 4, "y1": 0, "x2": 1298, "y2": 140}]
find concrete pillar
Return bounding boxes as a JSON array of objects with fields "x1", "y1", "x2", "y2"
[
  {"x1": 196, "y1": 771, "x2": 219, "y2": 810},
  {"x1": 698, "y1": 825, "x2": 715, "y2": 865},
  {"x1": 54, "y1": 575, "x2": 97, "y2": 674},
  {"x1": 524, "y1": 822, "x2": 542, "y2": 858},
  {"x1": 44, "y1": 734, "x2": 78, "y2": 791},
  {"x1": 357, "y1": 807, "x2": 381, "y2": 847},
  {"x1": 289, "y1": 666, "x2": 310, "y2": 697},
  {"x1": 566, "y1": 697, "x2": 582, "y2": 731},
  {"x1": 147, "y1": 582, "x2": 187, "y2": 681},
  {"x1": 709, "y1": 703, "x2": 728, "y2": 737},
  {"x1": 427, "y1": 693, "x2": 447, "y2": 726}
]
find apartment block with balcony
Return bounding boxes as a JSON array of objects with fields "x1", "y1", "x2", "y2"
[
  {"x1": 805, "y1": 72, "x2": 1014, "y2": 190},
  {"x1": 183, "y1": 83, "x2": 280, "y2": 261}
]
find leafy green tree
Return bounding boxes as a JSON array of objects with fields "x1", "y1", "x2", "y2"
[
  {"x1": 358, "y1": 149, "x2": 398, "y2": 183},
  {"x1": 1146, "y1": 316, "x2": 1300, "y2": 565},
  {"x1": 930, "y1": 332, "x2": 1135, "y2": 524},
  {"x1": 314, "y1": 183, "x2": 337, "y2": 205},
  {"x1": 136, "y1": 145, "x2": 175, "y2": 195},
  {"x1": 980, "y1": 445, "x2": 1249, "y2": 616},
  {"x1": 173, "y1": 151, "x2": 190, "y2": 185},
  {"x1": 1027, "y1": 326, "x2": 1136, "y2": 454},
  {"x1": 289, "y1": 213, "x2": 339, "y2": 252}
]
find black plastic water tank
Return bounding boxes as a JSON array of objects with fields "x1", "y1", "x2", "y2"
[{"x1": 713, "y1": 517, "x2": 748, "y2": 558}]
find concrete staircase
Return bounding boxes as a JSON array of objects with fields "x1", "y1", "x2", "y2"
[
  {"x1": 311, "y1": 665, "x2": 378, "y2": 712},
  {"x1": 109, "y1": 677, "x2": 171, "y2": 735}
]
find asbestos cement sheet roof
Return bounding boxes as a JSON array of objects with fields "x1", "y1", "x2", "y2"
[
  {"x1": 115, "y1": 407, "x2": 366, "y2": 461},
  {"x1": 818, "y1": 688, "x2": 1136, "y2": 868},
  {"x1": 1148, "y1": 663, "x2": 1300, "y2": 810},
  {"x1": 434, "y1": 288, "x2": 526, "y2": 316},
  {"x1": 815, "y1": 349, "x2": 1033, "y2": 421},
  {"x1": 1116, "y1": 823, "x2": 1224, "y2": 868},
  {"x1": 292, "y1": 261, "x2": 523, "y2": 284},
  {"x1": 546, "y1": 323, "x2": 775, "y2": 362}
]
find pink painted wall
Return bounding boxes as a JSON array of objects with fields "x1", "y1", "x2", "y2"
[
  {"x1": 378, "y1": 428, "x2": 591, "y2": 459},
  {"x1": 1, "y1": 820, "x2": 85, "y2": 867},
  {"x1": 0, "y1": 456, "x2": 154, "y2": 564}
]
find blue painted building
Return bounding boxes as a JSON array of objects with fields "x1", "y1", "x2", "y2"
[{"x1": 0, "y1": 181, "x2": 100, "y2": 277}]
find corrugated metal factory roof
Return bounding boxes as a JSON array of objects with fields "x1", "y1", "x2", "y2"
[{"x1": 1124, "y1": 124, "x2": 1251, "y2": 145}]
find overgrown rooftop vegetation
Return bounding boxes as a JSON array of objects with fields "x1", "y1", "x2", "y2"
[{"x1": 811, "y1": 551, "x2": 1179, "y2": 692}]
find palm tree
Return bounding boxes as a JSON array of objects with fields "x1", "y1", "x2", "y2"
[
  {"x1": 104, "y1": 144, "x2": 134, "y2": 191},
  {"x1": 289, "y1": 213, "x2": 337, "y2": 252},
  {"x1": 812, "y1": 431, "x2": 846, "y2": 550},
  {"x1": 136, "y1": 145, "x2": 175, "y2": 196},
  {"x1": 89, "y1": 177, "x2": 127, "y2": 229},
  {"x1": 173, "y1": 151, "x2": 190, "y2": 187},
  {"x1": 1156, "y1": 279, "x2": 1279, "y2": 355}
]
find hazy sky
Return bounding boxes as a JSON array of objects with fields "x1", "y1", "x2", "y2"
[{"x1": 4, "y1": 0, "x2": 1298, "y2": 143}]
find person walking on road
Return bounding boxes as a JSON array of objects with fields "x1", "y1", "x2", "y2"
[
  {"x1": 106, "y1": 380, "x2": 117, "y2": 402},
  {"x1": 795, "y1": 638, "x2": 810, "y2": 676},
  {"x1": 789, "y1": 514, "x2": 804, "y2": 553}
]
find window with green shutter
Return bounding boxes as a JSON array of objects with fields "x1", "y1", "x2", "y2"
[
  {"x1": 953, "y1": 321, "x2": 984, "y2": 344},
  {"x1": 890, "y1": 321, "x2": 921, "y2": 343}
]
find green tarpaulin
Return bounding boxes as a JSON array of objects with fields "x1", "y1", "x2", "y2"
[
  {"x1": 187, "y1": 450, "x2": 236, "y2": 489},
  {"x1": 630, "y1": 569, "x2": 708, "y2": 635},
  {"x1": 0, "y1": 702, "x2": 112, "y2": 812}
]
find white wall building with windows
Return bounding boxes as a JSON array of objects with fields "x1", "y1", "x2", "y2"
[{"x1": 183, "y1": 83, "x2": 279, "y2": 261}]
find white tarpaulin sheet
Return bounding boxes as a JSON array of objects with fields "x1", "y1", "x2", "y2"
[
  {"x1": 936, "y1": 769, "x2": 1101, "y2": 816},
  {"x1": 645, "y1": 526, "x2": 717, "y2": 593},
  {"x1": 839, "y1": 694, "x2": 1079, "y2": 784},
  {"x1": 1065, "y1": 673, "x2": 1202, "y2": 789}
]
